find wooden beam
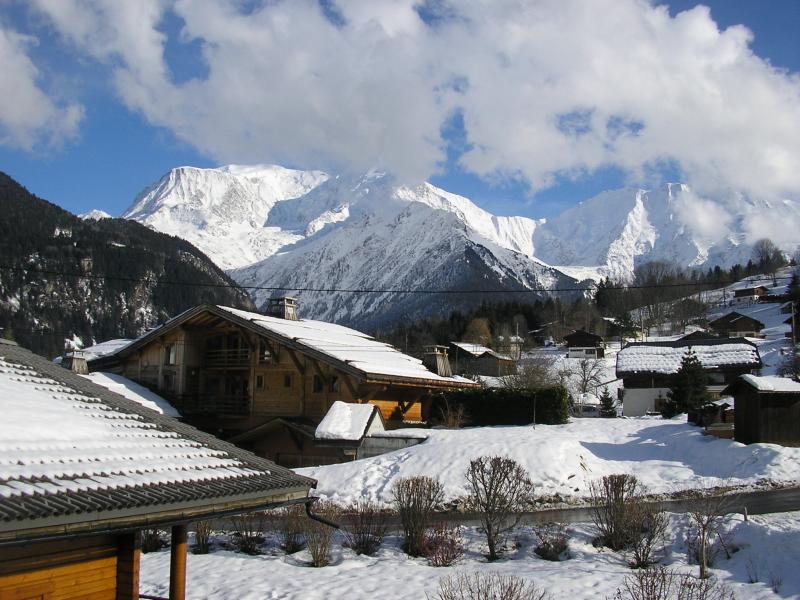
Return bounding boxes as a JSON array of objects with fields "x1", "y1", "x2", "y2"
[
  {"x1": 309, "y1": 358, "x2": 327, "y2": 382},
  {"x1": 342, "y1": 375, "x2": 359, "y2": 399},
  {"x1": 286, "y1": 348, "x2": 305, "y2": 375},
  {"x1": 361, "y1": 385, "x2": 386, "y2": 403},
  {"x1": 169, "y1": 524, "x2": 188, "y2": 600},
  {"x1": 116, "y1": 532, "x2": 140, "y2": 600}
]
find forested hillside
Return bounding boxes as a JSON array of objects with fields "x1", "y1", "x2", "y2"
[{"x1": 0, "y1": 173, "x2": 254, "y2": 358}]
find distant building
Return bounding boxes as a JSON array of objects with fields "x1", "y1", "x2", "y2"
[
  {"x1": 724, "y1": 375, "x2": 800, "y2": 446},
  {"x1": 449, "y1": 342, "x2": 517, "y2": 376},
  {"x1": 708, "y1": 312, "x2": 765, "y2": 338},
  {"x1": 563, "y1": 330, "x2": 605, "y2": 359},
  {"x1": 616, "y1": 338, "x2": 762, "y2": 416},
  {"x1": 733, "y1": 285, "x2": 769, "y2": 302},
  {"x1": 0, "y1": 338, "x2": 313, "y2": 600}
]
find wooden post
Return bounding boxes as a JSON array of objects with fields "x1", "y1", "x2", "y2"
[
  {"x1": 116, "y1": 531, "x2": 141, "y2": 600},
  {"x1": 169, "y1": 524, "x2": 188, "y2": 600}
]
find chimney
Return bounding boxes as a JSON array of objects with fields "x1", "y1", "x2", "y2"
[
  {"x1": 267, "y1": 296, "x2": 299, "y2": 321},
  {"x1": 423, "y1": 345, "x2": 452, "y2": 377},
  {"x1": 63, "y1": 350, "x2": 89, "y2": 374}
]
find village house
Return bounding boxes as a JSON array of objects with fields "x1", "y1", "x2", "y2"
[
  {"x1": 563, "y1": 329, "x2": 605, "y2": 359},
  {"x1": 615, "y1": 338, "x2": 762, "y2": 416},
  {"x1": 0, "y1": 338, "x2": 315, "y2": 600},
  {"x1": 448, "y1": 341, "x2": 517, "y2": 377},
  {"x1": 733, "y1": 285, "x2": 769, "y2": 303},
  {"x1": 708, "y1": 312, "x2": 765, "y2": 338},
  {"x1": 723, "y1": 375, "x2": 800, "y2": 446},
  {"x1": 88, "y1": 301, "x2": 477, "y2": 466}
]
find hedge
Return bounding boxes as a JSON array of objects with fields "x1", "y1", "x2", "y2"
[{"x1": 431, "y1": 386, "x2": 570, "y2": 426}]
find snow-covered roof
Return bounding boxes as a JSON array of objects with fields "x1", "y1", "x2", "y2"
[
  {"x1": 315, "y1": 401, "x2": 383, "y2": 441},
  {"x1": 218, "y1": 306, "x2": 476, "y2": 386},
  {"x1": 80, "y1": 371, "x2": 181, "y2": 417},
  {"x1": 738, "y1": 374, "x2": 800, "y2": 393},
  {"x1": 450, "y1": 342, "x2": 514, "y2": 361},
  {"x1": 0, "y1": 340, "x2": 313, "y2": 542},
  {"x1": 53, "y1": 338, "x2": 134, "y2": 364},
  {"x1": 616, "y1": 339, "x2": 761, "y2": 376}
]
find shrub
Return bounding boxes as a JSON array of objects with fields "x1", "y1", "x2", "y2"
[
  {"x1": 629, "y1": 507, "x2": 669, "y2": 569},
  {"x1": 532, "y1": 523, "x2": 569, "y2": 561},
  {"x1": 341, "y1": 499, "x2": 387, "y2": 556},
  {"x1": 431, "y1": 572, "x2": 549, "y2": 600},
  {"x1": 192, "y1": 520, "x2": 213, "y2": 554},
  {"x1": 140, "y1": 528, "x2": 166, "y2": 553},
  {"x1": 589, "y1": 474, "x2": 643, "y2": 551},
  {"x1": 466, "y1": 456, "x2": 534, "y2": 561},
  {"x1": 393, "y1": 476, "x2": 445, "y2": 557},
  {"x1": 231, "y1": 512, "x2": 265, "y2": 554},
  {"x1": 303, "y1": 501, "x2": 339, "y2": 567},
  {"x1": 431, "y1": 387, "x2": 570, "y2": 426},
  {"x1": 613, "y1": 567, "x2": 736, "y2": 600},
  {"x1": 688, "y1": 495, "x2": 733, "y2": 579},
  {"x1": 270, "y1": 505, "x2": 306, "y2": 554},
  {"x1": 425, "y1": 522, "x2": 464, "y2": 567},
  {"x1": 438, "y1": 397, "x2": 467, "y2": 429}
]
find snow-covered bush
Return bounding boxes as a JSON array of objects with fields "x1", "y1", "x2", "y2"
[
  {"x1": 303, "y1": 501, "x2": 339, "y2": 567},
  {"x1": 532, "y1": 523, "x2": 569, "y2": 561},
  {"x1": 393, "y1": 476, "x2": 445, "y2": 557},
  {"x1": 465, "y1": 456, "x2": 534, "y2": 561},
  {"x1": 432, "y1": 572, "x2": 549, "y2": 600},
  {"x1": 192, "y1": 520, "x2": 213, "y2": 554},
  {"x1": 341, "y1": 499, "x2": 387, "y2": 556},
  {"x1": 425, "y1": 522, "x2": 464, "y2": 567}
]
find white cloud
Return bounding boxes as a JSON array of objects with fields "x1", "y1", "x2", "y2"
[
  {"x1": 24, "y1": 0, "x2": 800, "y2": 203},
  {"x1": 673, "y1": 188, "x2": 732, "y2": 242},
  {"x1": 0, "y1": 24, "x2": 82, "y2": 150}
]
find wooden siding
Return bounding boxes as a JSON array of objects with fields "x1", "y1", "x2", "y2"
[{"x1": 0, "y1": 536, "x2": 119, "y2": 600}]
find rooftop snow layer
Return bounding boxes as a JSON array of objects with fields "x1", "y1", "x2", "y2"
[
  {"x1": 315, "y1": 401, "x2": 381, "y2": 441},
  {"x1": 81, "y1": 372, "x2": 181, "y2": 417},
  {"x1": 617, "y1": 341, "x2": 761, "y2": 375},
  {"x1": 54, "y1": 338, "x2": 134, "y2": 364},
  {"x1": 739, "y1": 374, "x2": 800, "y2": 392},
  {"x1": 218, "y1": 306, "x2": 475, "y2": 385}
]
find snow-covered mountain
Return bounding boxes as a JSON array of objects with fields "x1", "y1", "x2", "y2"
[{"x1": 123, "y1": 164, "x2": 799, "y2": 326}]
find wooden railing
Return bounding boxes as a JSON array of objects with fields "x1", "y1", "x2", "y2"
[
  {"x1": 204, "y1": 348, "x2": 250, "y2": 368},
  {"x1": 177, "y1": 394, "x2": 250, "y2": 416}
]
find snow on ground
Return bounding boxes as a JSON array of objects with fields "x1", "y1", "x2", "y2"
[
  {"x1": 299, "y1": 418, "x2": 800, "y2": 507},
  {"x1": 80, "y1": 371, "x2": 181, "y2": 417},
  {"x1": 139, "y1": 511, "x2": 800, "y2": 599}
]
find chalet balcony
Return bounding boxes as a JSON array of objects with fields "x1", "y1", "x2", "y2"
[
  {"x1": 177, "y1": 394, "x2": 250, "y2": 416},
  {"x1": 204, "y1": 348, "x2": 250, "y2": 368}
]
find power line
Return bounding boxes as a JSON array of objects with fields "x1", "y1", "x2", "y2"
[{"x1": 0, "y1": 264, "x2": 792, "y2": 295}]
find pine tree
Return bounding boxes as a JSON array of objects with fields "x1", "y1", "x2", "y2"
[
  {"x1": 599, "y1": 387, "x2": 617, "y2": 418},
  {"x1": 664, "y1": 350, "x2": 711, "y2": 417}
]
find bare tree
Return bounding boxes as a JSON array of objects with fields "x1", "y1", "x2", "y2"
[
  {"x1": 465, "y1": 456, "x2": 534, "y2": 561},
  {"x1": 559, "y1": 357, "x2": 606, "y2": 399},
  {"x1": 393, "y1": 476, "x2": 445, "y2": 557},
  {"x1": 503, "y1": 353, "x2": 557, "y2": 390},
  {"x1": 463, "y1": 318, "x2": 492, "y2": 346},
  {"x1": 688, "y1": 494, "x2": 734, "y2": 579}
]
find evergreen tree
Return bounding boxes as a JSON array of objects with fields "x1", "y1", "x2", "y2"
[
  {"x1": 598, "y1": 387, "x2": 617, "y2": 418},
  {"x1": 663, "y1": 350, "x2": 711, "y2": 417}
]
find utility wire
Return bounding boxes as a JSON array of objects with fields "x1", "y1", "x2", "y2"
[{"x1": 0, "y1": 264, "x2": 792, "y2": 295}]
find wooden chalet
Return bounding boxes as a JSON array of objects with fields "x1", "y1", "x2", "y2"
[
  {"x1": 0, "y1": 338, "x2": 314, "y2": 600},
  {"x1": 733, "y1": 285, "x2": 769, "y2": 301},
  {"x1": 88, "y1": 301, "x2": 477, "y2": 466},
  {"x1": 563, "y1": 330, "x2": 605, "y2": 358},
  {"x1": 708, "y1": 312, "x2": 765, "y2": 338},
  {"x1": 448, "y1": 342, "x2": 517, "y2": 377},
  {"x1": 616, "y1": 338, "x2": 762, "y2": 416},
  {"x1": 724, "y1": 375, "x2": 800, "y2": 446}
]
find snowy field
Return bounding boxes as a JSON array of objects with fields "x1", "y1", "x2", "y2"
[
  {"x1": 299, "y1": 418, "x2": 800, "y2": 507},
  {"x1": 139, "y1": 511, "x2": 800, "y2": 599}
]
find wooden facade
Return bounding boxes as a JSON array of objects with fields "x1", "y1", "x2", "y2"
[
  {"x1": 726, "y1": 380, "x2": 800, "y2": 446},
  {"x1": 563, "y1": 330, "x2": 605, "y2": 359},
  {"x1": 708, "y1": 312, "x2": 765, "y2": 338}
]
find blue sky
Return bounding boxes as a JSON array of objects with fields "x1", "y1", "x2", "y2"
[{"x1": 0, "y1": 1, "x2": 798, "y2": 220}]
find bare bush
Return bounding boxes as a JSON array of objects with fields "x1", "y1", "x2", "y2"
[
  {"x1": 590, "y1": 474, "x2": 643, "y2": 551},
  {"x1": 432, "y1": 572, "x2": 549, "y2": 600},
  {"x1": 503, "y1": 354, "x2": 557, "y2": 390},
  {"x1": 613, "y1": 567, "x2": 736, "y2": 600},
  {"x1": 392, "y1": 476, "x2": 445, "y2": 557},
  {"x1": 140, "y1": 528, "x2": 166, "y2": 553},
  {"x1": 192, "y1": 520, "x2": 213, "y2": 554},
  {"x1": 270, "y1": 505, "x2": 306, "y2": 554},
  {"x1": 532, "y1": 523, "x2": 569, "y2": 561},
  {"x1": 303, "y1": 501, "x2": 339, "y2": 567},
  {"x1": 231, "y1": 512, "x2": 265, "y2": 554},
  {"x1": 630, "y1": 507, "x2": 669, "y2": 569},
  {"x1": 439, "y1": 397, "x2": 467, "y2": 429},
  {"x1": 466, "y1": 456, "x2": 534, "y2": 561},
  {"x1": 688, "y1": 495, "x2": 733, "y2": 579},
  {"x1": 341, "y1": 499, "x2": 387, "y2": 556},
  {"x1": 425, "y1": 522, "x2": 464, "y2": 567}
]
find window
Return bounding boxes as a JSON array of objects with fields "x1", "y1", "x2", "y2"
[
  {"x1": 329, "y1": 375, "x2": 340, "y2": 393},
  {"x1": 283, "y1": 373, "x2": 292, "y2": 388},
  {"x1": 259, "y1": 340, "x2": 271, "y2": 364},
  {"x1": 256, "y1": 374, "x2": 264, "y2": 390},
  {"x1": 164, "y1": 344, "x2": 177, "y2": 366},
  {"x1": 313, "y1": 374, "x2": 324, "y2": 393}
]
